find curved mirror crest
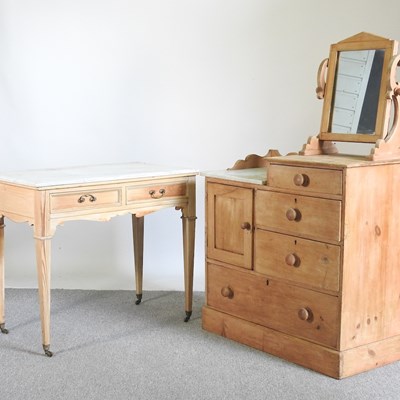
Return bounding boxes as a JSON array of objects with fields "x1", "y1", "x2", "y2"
[{"x1": 330, "y1": 49, "x2": 385, "y2": 134}]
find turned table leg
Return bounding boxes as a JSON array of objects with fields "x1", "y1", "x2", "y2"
[
  {"x1": 35, "y1": 237, "x2": 52, "y2": 357},
  {"x1": 132, "y1": 215, "x2": 144, "y2": 305},
  {"x1": 181, "y1": 214, "x2": 196, "y2": 322},
  {"x1": 181, "y1": 177, "x2": 196, "y2": 322},
  {"x1": 0, "y1": 217, "x2": 8, "y2": 335}
]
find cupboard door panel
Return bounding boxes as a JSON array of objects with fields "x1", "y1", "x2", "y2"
[{"x1": 207, "y1": 182, "x2": 253, "y2": 269}]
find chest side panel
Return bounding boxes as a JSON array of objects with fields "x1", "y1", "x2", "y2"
[{"x1": 340, "y1": 163, "x2": 400, "y2": 349}]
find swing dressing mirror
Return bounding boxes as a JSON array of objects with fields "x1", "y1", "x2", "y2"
[
  {"x1": 319, "y1": 33, "x2": 398, "y2": 143},
  {"x1": 302, "y1": 32, "x2": 400, "y2": 160}
]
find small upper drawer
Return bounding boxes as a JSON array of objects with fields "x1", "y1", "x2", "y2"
[
  {"x1": 268, "y1": 164, "x2": 342, "y2": 196},
  {"x1": 254, "y1": 230, "x2": 340, "y2": 292},
  {"x1": 256, "y1": 190, "x2": 342, "y2": 242},
  {"x1": 50, "y1": 188, "x2": 121, "y2": 213},
  {"x1": 126, "y1": 181, "x2": 187, "y2": 204}
]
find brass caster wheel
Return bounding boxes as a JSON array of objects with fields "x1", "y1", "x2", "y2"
[
  {"x1": 0, "y1": 323, "x2": 8, "y2": 334},
  {"x1": 43, "y1": 345, "x2": 53, "y2": 357},
  {"x1": 184, "y1": 311, "x2": 192, "y2": 322},
  {"x1": 135, "y1": 294, "x2": 142, "y2": 305}
]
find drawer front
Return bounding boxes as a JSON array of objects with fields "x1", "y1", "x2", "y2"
[
  {"x1": 126, "y1": 181, "x2": 187, "y2": 204},
  {"x1": 50, "y1": 188, "x2": 121, "y2": 213},
  {"x1": 256, "y1": 191, "x2": 342, "y2": 242},
  {"x1": 207, "y1": 263, "x2": 339, "y2": 348},
  {"x1": 254, "y1": 230, "x2": 340, "y2": 292},
  {"x1": 268, "y1": 164, "x2": 342, "y2": 195}
]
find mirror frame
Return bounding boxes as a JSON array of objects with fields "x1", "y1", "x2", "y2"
[{"x1": 319, "y1": 32, "x2": 398, "y2": 143}]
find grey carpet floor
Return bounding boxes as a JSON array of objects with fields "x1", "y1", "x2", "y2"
[{"x1": 1, "y1": 289, "x2": 399, "y2": 400}]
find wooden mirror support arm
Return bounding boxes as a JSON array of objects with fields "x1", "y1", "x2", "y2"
[
  {"x1": 299, "y1": 57, "x2": 338, "y2": 156},
  {"x1": 369, "y1": 54, "x2": 400, "y2": 161},
  {"x1": 316, "y1": 58, "x2": 329, "y2": 99}
]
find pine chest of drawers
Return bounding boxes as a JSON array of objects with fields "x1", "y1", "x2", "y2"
[{"x1": 202, "y1": 154, "x2": 400, "y2": 378}]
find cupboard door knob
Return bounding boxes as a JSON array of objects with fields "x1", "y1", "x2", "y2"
[
  {"x1": 285, "y1": 253, "x2": 300, "y2": 267},
  {"x1": 241, "y1": 222, "x2": 251, "y2": 231},
  {"x1": 286, "y1": 208, "x2": 300, "y2": 221},
  {"x1": 298, "y1": 307, "x2": 313, "y2": 322},
  {"x1": 293, "y1": 173, "x2": 309, "y2": 187},
  {"x1": 221, "y1": 286, "x2": 234, "y2": 299}
]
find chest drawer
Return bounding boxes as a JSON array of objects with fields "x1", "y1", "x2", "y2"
[
  {"x1": 207, "y1": 263, "x2": 339, "y2": 348},
  {"x1": 254, "y1": 230, "x2": 340, "y2": 292},
  {"x1": 268, "y1": 164, "x2": 342, "y2": 195},
  {"x1": 256, "y1": 190, "x2": 342, "y2": 242},
  {"x1": 50, "y1": 188, "x2": 121, "y2": 213},
  {"x1": 126, "y1": 180, "x2": 187, "y2": 204}
]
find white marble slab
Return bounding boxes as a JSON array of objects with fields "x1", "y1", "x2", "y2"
[
  {"x1": 202, "y1": 168, "x2": 267, "y2": 185},
  {"x1": 0, "y1": 162, "x2": 198, "y2": 188}
]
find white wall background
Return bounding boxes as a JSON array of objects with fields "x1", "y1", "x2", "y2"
[{"x1": 1, "y1": 0, "x2": 399, "y2": 291}]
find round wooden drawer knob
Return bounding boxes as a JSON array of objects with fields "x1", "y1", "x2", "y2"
[
  {"x1": 285, "y1": 253, "x2": 300, "y2": 267},
  {"x1": 293, "y1": 173, "x2": 309, "y2": 187},
  {"x1": 286, "y1": 208, "x2": 300, "y2": 221},
  {"x1": 298, "y1": 307, "x2": 313, "y2": 322},
  {"x1": 221, "y1": 286, "x2": 234, "y2": 299}
]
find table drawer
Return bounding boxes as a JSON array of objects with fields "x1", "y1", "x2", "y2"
[
  {"x1": 254, "y1": 230, "x2": 340, "y2": 292},
  {"x1": 256, "y1": 191, "x2": 342, "y2": 242},
  {"x1": 50, "y1": 188, "x2": 121, "y2": 213},
  {"x1": 207, "y1": 263, "x2": 339, "y2": 348},
  {"x1": 126, "y1": 181, "x2": 187, "y2": 204},
  {"x1": 268, "y1": 164, "x2": 342, "y2": 195}
]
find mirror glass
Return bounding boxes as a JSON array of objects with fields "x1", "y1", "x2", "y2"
[{"x1": 330, "y1": 49, "x2": 385, "y2": 134}]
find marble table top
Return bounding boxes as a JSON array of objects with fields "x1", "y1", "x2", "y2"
[
  {"x1": 0, "y1": 162, "x2": 197, "y2": 189},
  {"x1": 202, "y1": 167, "x2": 267, "y2": 185}
]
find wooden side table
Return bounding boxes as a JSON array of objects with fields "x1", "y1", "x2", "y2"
[{"x1": 0, "y1": 162, "x2": 197, "y2": 356}]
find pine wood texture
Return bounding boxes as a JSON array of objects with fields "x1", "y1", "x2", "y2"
[
  {"x1": 126, "y1": 179, "x2": 187, "y2": 203},
  {"x1": 206, "y1": 183, "x2": 253, "y2": 269},
  {"x1": 0, "y1": 166, "x2": 197, "y2": 354},
  {"x1": 256, "y1": 191, "x2": 342, "y2": 242},
  {"x1": 50, "y1": 187, "x2": 121, "y2": 213},
  {"x1": 202, "y1": 306, "x2": 400, "y2": 379},
  {"x1": 132, "y1": 215, "x2": 144, "y2": 301},
  {"x1": 203, "y1": 155, "x2": 400, "y2": 378},
  {"x1": 0, "y1": 218, "x2": 4, "y2": 328},
  {"x1": 340, "y1": 164, "x2": 400, "y2": 349},
  {"x1": 207, "y1": 262, "x2": 339, "y2": 347},
  {"x1": 228, "y1": 149, "x2": 281, "y2": 170},
  {"x1": 268, "y1": 164, "x2": 342, "y2": 195},
  {"x1": 254, "y1": 230, "x2": 340, "y2": 293},
  {"x1": 181, "y1": 176, "x2": 197, "y2": 315}
]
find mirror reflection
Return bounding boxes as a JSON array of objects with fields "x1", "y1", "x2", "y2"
[{"x1": 330, "y1": 49, "x2": 385, "y2": 134}]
